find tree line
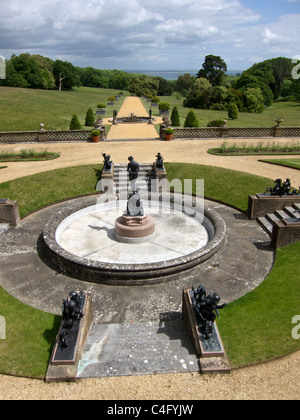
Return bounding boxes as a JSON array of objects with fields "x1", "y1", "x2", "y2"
[
  {"x1": 1, "y1": 53, "x2": 299, "y2": 114},
  {"x1": 0, "y1": 53, "x2": 174, "y2": 95},
  {"x1": 177, "y1": 55, "x2": 300, "y2": 113}
]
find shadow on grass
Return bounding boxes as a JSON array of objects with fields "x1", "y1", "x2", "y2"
[{"x1": 43, "y1": 315, "x2": 61, "y2": 364}]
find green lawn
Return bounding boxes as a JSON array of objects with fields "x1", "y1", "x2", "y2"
[
  {"x1": 208, "y1": 140, "x2": 300, "y2": 156},
  {"x1": 218, "y1": 241, "x2": 300, "y2": 367},
  {"x1": 142, "y1": 94, "x2": 300, "y2": 128},
  {"x1": 260, "y1": 158, "x2": 300, "y2": 170},
  {"x1": 1, "y1": 163, "x2": 300, "y2": 377},
  {"x1": 0, "y1": 86, "x2": 129, "y2": 131},
  {"x1": 1, "y1": 85, "x2": 300, "y2": 132}
]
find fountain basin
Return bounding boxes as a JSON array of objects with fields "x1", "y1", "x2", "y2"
[
  {"x1": 42, "y1": 194, "x2": 226, "y2": 285},
  {"x1": 109, "y1": 116, "x2": 155, "y2": 123}
]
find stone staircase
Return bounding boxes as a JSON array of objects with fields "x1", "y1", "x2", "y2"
[
  {"x1": 113, "y1": 163, "x2": 156, "y2": 196},
  {"x1": 257, "y1": 203, "x2": 300, "y2": 237}
]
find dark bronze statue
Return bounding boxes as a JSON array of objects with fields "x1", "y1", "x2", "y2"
[
  {"x1": 265, "y1": 178, "x2": 299, "y2": 196},
  {"x1": 127, "y1": 156, "x2": 140, "y2": 193},
  {"x1": 102, "y1": 153, "x2": 112, "y2": 171},
  {"x1": 59, "y1": 290, "x2": 84, "y2": 348},
  {"x1": 191, "y1": 285, "x2": 226, "y2": 340},
  {"x1": 155, "y1": 153, "x2": 164, "y2": 170}
]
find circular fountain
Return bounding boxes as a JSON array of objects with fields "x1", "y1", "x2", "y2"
[{"x1": 42, "y1": 193, "x2": 226, "y2": 285}]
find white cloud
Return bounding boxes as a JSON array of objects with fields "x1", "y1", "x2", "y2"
[
  {"x1": 262, "y1": 28, "x2": 282, "y2": 44},
  {"x1": 0, "y1": 0, "x2": 299, "y2": 70}
]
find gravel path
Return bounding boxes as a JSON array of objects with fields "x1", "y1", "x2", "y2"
[
  {"x1": 1, "y1": 139, "x2": 300, "y2": 187},
  {"x1": 1, "y1": 349, "x2": 300, "y2": 399},
  {"x1": 1, "y1": 97, "x2": 300, "y2": 400},
  {"x1": 107, "y1": 96, "x2": 161, "y2": 139}
]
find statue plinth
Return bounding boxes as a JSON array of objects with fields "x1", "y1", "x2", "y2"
[
  {"x1": 182, "y1": 288, "x2": 231, "y2": 374},
  {"x1": 115, "y1": 214, "x2": 155, "y2": 243}
]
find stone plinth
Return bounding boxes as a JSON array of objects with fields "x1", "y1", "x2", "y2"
[
  {"x1": 248, "y1": 194, "x2": 300, "y2": 220},
  {"x1": 101, "y1": 163, "x2": 114, "y2": 182},
  {"x1": 0, "y1": 199, "x2": 20, "y2": 226},
  {"x1": 115, "y1": 214, "x2": 155, "y2": 243},
  {"x1": 154, "y1": 163, "x2": 167, "y2": 181},
  {"x1": 271, "y1": 219, "x2": 300, "y2": 248},
  {"x1": 45, "y1": 293, "x2": 93, "y2": 382},
  {"x1": 182, "y1": 288, "x2": 230, "y2": 374}
]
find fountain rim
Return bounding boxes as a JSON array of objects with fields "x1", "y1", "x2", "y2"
[
  {"x1": 42, "y1": 194, "x2": 226, "y2": 285},
  {"x1": 109, "y1": 116, "x2": 156, "y2": 124}
]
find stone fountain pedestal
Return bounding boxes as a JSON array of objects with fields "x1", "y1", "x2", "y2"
[
  {"x1": 115, "y1": 191, "x2": 155, "y2": 243},
  {"x1": 115, "y1": 213, "x2": 156, "y2": 243}
]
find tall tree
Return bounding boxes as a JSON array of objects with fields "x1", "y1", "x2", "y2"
[
  {"x1": 183, "y1": 77, "x2": 213, "y2": 109},
  {"x1": 128, "y1": 75, "x2": 159, "y2": 97},
  {"x1": 175, "y1": 73, "x2": 196, "y2": 93},
  {"x1": 53, "y1": 60, "x2": 80, "y2": 90},
  {"x1": 197, "y1": 55, "x2": 227, "y2": 86}
]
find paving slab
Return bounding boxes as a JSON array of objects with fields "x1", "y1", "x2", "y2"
[{"x1": 77, "y1": 319, "x2": 200, "y2": 378}]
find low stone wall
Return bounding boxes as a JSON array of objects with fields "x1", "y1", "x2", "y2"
[
  {"x1": 0, "y1": 128, "x2": 106, "y2": 143},
  {"x1": 160, "y1": 124, "x2": 300, "y2": 140}
]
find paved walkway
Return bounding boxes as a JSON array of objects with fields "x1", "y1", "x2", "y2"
[
  {"x1": 106, "y1": 97, "x2": 161, "y2": 140},
  {"x1": 1, "y1": 97, "x2": 300, "y2": 399}
]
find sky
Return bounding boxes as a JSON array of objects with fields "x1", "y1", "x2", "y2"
[{"x1": 0, "y1": 0, "x2": 299, "y2": 71}]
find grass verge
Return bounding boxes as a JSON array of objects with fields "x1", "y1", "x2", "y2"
[
  {"x1": 0, "y1": 149, "x2": 60, "y2": 162},
  {"x1": 207, "y1": 140, "x2": 300, "y2": 156},
  {"x1": 0, "y1": 163, "x2": 299, "y2": 377},
  {"x1": 259, "y1": 158, "x2": 300, "y2": 171}
]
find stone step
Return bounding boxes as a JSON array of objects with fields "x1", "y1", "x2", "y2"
[
  {"x1": 274, "y1": 209, "x2": 290, "y2": 220},
  {"x1": 286, "y1": 206, "x2": 300, "y2": 218},
  {"x1": 257, "y1": 216, "x2": 273, "y2": 235},
  {"x1": 113, "y1": 163, "x2": 156, "y2": 195},
  {"x1": 293, "y1": 203, "x2": 300, "y2": 211},
  {"x1": 265, "y1": 213, "x2": 280, "y2": 224}
]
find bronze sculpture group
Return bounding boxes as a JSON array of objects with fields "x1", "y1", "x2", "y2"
[
  {"x1": 191, "y1": 285, "x2": 226, "y2": 340},
  {"x1": 59, "y1": 290, "x2": 84, "y2": 348},
  {"x1": 265, "y1": 178, "x2": 300, "y2": 196}
]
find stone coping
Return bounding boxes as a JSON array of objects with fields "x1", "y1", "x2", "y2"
[{"x1": 42, "y1": 194, "x2": 226, "y2": 285}]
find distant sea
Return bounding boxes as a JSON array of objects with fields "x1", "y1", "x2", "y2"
[{"x1": 125, "y1": 70, "x2": 242, "y2": 80}]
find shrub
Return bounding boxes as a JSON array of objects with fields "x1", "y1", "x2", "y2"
[
  {"x1": 69, "y1": 114, "x2": 82, "y2": 130},
  {"x1": 228, "y1": 103, "x2": 239, "y2": 120},
  {"x1": 207, "y1": 119, "x2": 227, "y2": 127},
  {"x1": 97, "y1": 103, "x2": 106, "y2": 108},
  {"x1": 158, "y1": 101, "x2": 170, "y2": 111},
  {"x1": 85, "y1": 108, "x2": 95, "y2": 126},
  {"x1": 151, "y1": 96, "x2": 160, "y2": 103},
  {"x1": 184, "y1": 110, "x2": 200, "y2": 127},
  {"x1": 107, "y1": 96, "x2": 116, "y2": 102},
  {"x1": 165, "y1": 128, "x2": 174, "y2": 135},
  {"x1": 91, "y1": 129, "x2": 100, "y2": 137},
  {"x1": 210, "y1": 103, "x2": 228, "y2": 111},
  {"x1": 170, "y1": 106, "x2": 180, "y2": 127}
]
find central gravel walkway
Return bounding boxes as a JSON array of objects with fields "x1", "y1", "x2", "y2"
[
  {"x1": 106, "y1": 97, "x2": 161, "y2": 140},
  {"x1": 1, "y1": 96, "x2": 300, "y2": 400}
]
